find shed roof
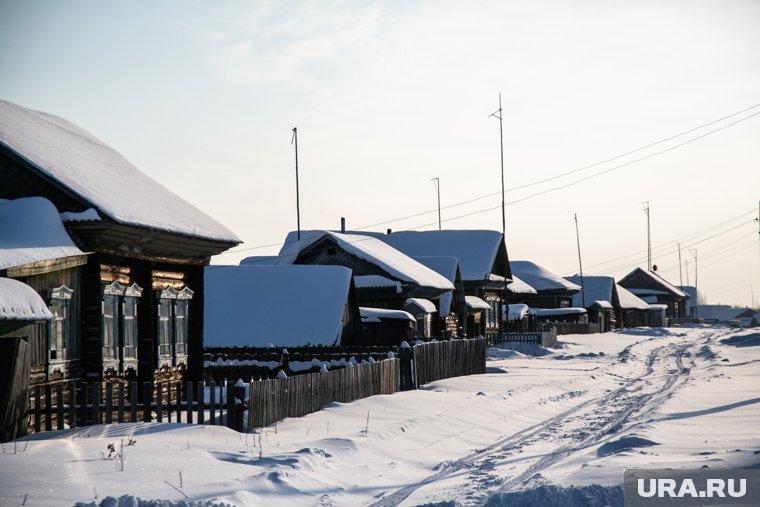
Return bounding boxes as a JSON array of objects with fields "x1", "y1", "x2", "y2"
[
  {"x1": 0, "y1": 197, "x2": 86, "y2": 271},
  {"x1": 0, "y1": 278, "x2": 54, "y2": 321},
  {"x1": 566, "y1": 275, "x2": 649, "y2": 311},
  {"x1": 0, "y1": 99, "x2": 240, "y2": 244},
  {"x1": 360, "y1": 307, "x2": 416, "y2": 323},
  {"x1": 510, "y1": 261, "x2": 582, "y2": 293},
  {"x1": 505, "y1": 275, "x2": 538, "y2": 294},
  {"x1": 204, "y1": 265, "x2": 354, "y2": 347},
  {"x1": 276, "y1": 231, "x2": 454, "y2": 292},
  {"x1": 375, "y1": 230, "x2": 511, "y2": 282}
]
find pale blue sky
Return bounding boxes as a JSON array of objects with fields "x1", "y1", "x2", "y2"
[{"x1": 2, "y1": 0, "x2": 759, "y2": 306}]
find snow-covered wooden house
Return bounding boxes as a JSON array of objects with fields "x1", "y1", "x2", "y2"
[
  {"x1": 376, "y1": 230, "x2": 512, "y2": 338},
  {"x1": 0, "y1": 99, "x2": 241, "y2": 382},
  {"x1": 408, "y1": 256, "x2": 467, "y2": 337},
  {"x1": 204, "y1": 265, "x2": 360, "y2": 347},
  {"x1": 510, "y1": 261, "x2": 581, "y2": 309},
  {"x1": 618, "y1": 268, "x2": 689, "y2": 319},
  {"x1": 566, "y1": 275, "x2": 651, "y2": 330}
]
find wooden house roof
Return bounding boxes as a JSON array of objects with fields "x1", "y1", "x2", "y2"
[
  {"x1": 0, "y1": 99, "x2": 240, "y2": 246},
  {"x1": 204, "y1": 265, "x2": 357, "y2": 347},
  {"x1": 510, "y1": 261, "x2": 582, "y2": 294},
  {"x1": 618, "y1": 267, "x2": 688, "y2": 299},
  {"x1": 0, "y1": 197, "x2": 88, "y2": 276}
]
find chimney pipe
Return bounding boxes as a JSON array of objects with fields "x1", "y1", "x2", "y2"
[
  {"x1": 341, "y1": 217, "x2": 346, "y2": 233},
  {"x1": 386, "y1": 228, "x2": 392, "y2": 235}
]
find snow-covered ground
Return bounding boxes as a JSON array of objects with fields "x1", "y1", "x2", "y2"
[{"x1": 1, "y1": 326, "x2": 758, "y2": 507}]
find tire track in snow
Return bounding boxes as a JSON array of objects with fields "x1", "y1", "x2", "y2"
[{"x1": 369, "y1": 331, "x2": 712, "y2": 507}]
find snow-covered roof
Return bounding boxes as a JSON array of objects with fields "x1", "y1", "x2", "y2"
[
  {"x1": 693, "y1": 305, "x2": 752, "y2": 322},
  {"x1": 649, "y1": 304, "x2": 669, "y2": 311},
  {"x1": 505, "y1": 275, "x2": 538, "y2": 294},
  {"x1": 353, "y1": 275, "x2": 402, "y2": 292},
  {"x1": 377, "y1": 230, "x2": 508, "y2": 282},
  {"x1": 592, "y1": 300, "x2": 614, "y2": 309},
  {"x1": 404, "y1": 298, "x2": 437, "y2": 316},
  {"x1": 529, "y1": 307, "x2": 587, "y2": 317},
  {"x1": 0, "y1": 278, "x2": 54, "y2": 321},
  {"x1": 507, "y1": 303, "x2": 529, "y2": 321},
  {"x1": 616, "y1": 285, "x2": 651, "y2": 310},
  {"x1": 619, "y1": 268, "x2": 688, "y2": 299},
  {"x1": 0, "y1": 99, "x2": 240, "y2": 243},
  {"x1": 628, "y1": 288, "x2": 670, "y2": 296},
  {"x1": 204, "y1": 265, "x2": 354, "y2": 347},
  {"x1": 510, "y1": 261, "x2": 582, "y2": 293},
  {"x1": 276, "y1": 231, "x2": 454, "y2": 291},
  {"x1": 567, "y1": 275, "x2": 615, "y2": 307},
  {"x1": 60, "y1": 208, "x2": 100, "y2": 222},
  {"x1": 411, "y1": 256, "x2": 460, "y2": 317},
  {"x1": 359, "y1": 307, "x2": 416, "y2": 322},
  {"x1": 0, "y1": 197, "x2": 86, "y2": 271},
  {"x1": 465, "y1": 296, "x2": 491, "y2": 311}
]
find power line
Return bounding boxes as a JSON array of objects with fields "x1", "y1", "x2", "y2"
[{"x1": 216, "y1": 103, "x2": 760, "y2": 256}]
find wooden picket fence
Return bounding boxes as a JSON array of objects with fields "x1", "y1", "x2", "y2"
[
  {"x1": 27, "y1": 379, "x2": 241, "y2": 434},
  {"x1": 248, "y1": 358, "x2": 399, "y2": 429},
  {"x1": 412, "y1": 338, "x2": 486, "y2": 387}
]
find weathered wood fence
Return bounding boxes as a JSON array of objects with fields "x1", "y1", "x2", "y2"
[
  {"x1": 27, "y1": 380, "x2": 241, "y2": 434},
  {"x1": 248, "y1": 358, "x2": 399, "y2": 428},
  {"x1": 1, "y1": 337, "x2": 30, "y2": 442},
  {"x1": 489, "y1": 328, "x2": 558, "y2": 347},
  {"x1": 412, "y1": 338, "x2": 486, "y2": 387}
]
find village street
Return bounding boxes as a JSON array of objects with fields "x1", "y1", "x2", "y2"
[{"x1": 1, "y1": 325, "x2": 757, "y2": 507}]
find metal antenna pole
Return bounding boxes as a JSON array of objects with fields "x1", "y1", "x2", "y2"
[
  {"x1": 641, "y1": 201, "x2": 651, "y2": 271},
  {"x1": 291, "y1": 127, "x2": 301, "y2": 240},
  {"x1": 690, "y1": 249, "x2": 698, "y2": 318},
  {"x1": 575, "y1": 213, "x2": 586, "y2": 308},
  {"x1": 490, "y1": 93, "x2": 507, "y2": 334},
  {"x1": 431, "y1": 177, "x2": 441, "y2": 230},
  {"x1": 678, "y1": 242, "x2": 683, "y2": 287}
]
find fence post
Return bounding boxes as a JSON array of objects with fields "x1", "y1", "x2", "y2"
[
  {"x1": 185, "y1": 381, "x2": 193, "y2": 424},
  {"x1": 117, "y1": 384, "x2": 125, "y2": 423},
  {"x1": 44, "y1": 384, "x2": 52, "y2": 431},
  {"x1": 33, "y1": 385, "x2": 41, "y2": 433},
  {"x1": 233, "y1": 380, "x2": 246, "y2": 432},
  {"x1": 129, "y1": 382, "x2": 138, "y2": 423},
  {"x1": 156, "y1": 382, "x2": 163, "y2": 423},
  {"x1": 56, "y1": 383, "x2": 64, "y2": 430},
  {"x1": 68, "y1": 380, "x2": 77, "y2": 429},
  {"x1": 142, "y1": 382, "x2": 152, "y2": 423},
  {"x1": 105, "y1": 383, "x2": 113, "y2": 424},
  {"x1": 226, "y1": 382, "x2": 235, "y2": 430},
  {"x1": 196, "y1": 382, "x2": 204, "y2": 425}
]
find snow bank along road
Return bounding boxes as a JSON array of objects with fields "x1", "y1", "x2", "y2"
[{"x1": 0, "y1": 326, "x2": 758, "y2": 507}]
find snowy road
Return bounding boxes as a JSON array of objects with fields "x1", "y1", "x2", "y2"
[{"x1": 1, "y1": 326, "x2": 758, "y2": 507}]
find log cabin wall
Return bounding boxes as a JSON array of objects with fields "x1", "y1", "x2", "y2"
[{"x1": 11, "y1": 266, "x2": 82, "y2": 386}]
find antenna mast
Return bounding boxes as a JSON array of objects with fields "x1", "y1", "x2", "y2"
[
  {"x1": 291, "y1": 127, "x2": 301, "y2": 240},
  {"x1": 575, "y1": 213, "x2": 586, "y2": 308},
  {"x1": 431, "y1": 177, "x2": 441, "y2": 230},
  {"x1": 642, "y1": 201, "x2": 651, "y2": 271}
]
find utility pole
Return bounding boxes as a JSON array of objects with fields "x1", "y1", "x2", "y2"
[
  {"x1": 690, "y1": 249, "x2": 698, "y2": 318},
  {"x1": 641, "y1": 201, "x2": 651, "y2": 271},
  {"x1": 291, "y1": 127, "x2": 301, "y2": 240},
  {"x1": 678, "y1": 242, "x2": 683, "y2": 287},
  {"x1": 574, "y1": 213, "x2": 586, "y2": 308},
  {"x1": 431, "y1": 177, "x2": 441, "y2": 230},
  {"x1": 490, "y1": 94, "x2": 507, "y2": 333}
]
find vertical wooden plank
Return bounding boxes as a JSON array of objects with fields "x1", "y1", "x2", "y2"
[
  {"x1": 56, "y1": 383, "x2": 64, "y2": 430},
  {"x1": 33, "y1": 385, "x2": 41, "y2": 433},
  {"x1": 92, "y1": 383, "x2": 101, "y2": 425},
  {"x1": 156, "y1": 382, "x2": 163, "y2": 423},
  {"x1": 130, "y1": 382, "x2": 138, "y2": 423},
  {"x1": 185, "y1": 381, "x2": 193, "y2": 424},
  {"x1": 209, "y1": 381, "x2": 216, "y2": 425},
  {"x1": 175, "y1": 381, "x2": 182, "y2": 422},
  {"x1": 44, "y1": 384, "x2": 52, "y2": 431},
  {"x1": 105, "y1": 383, "x2": 113, "y2": 424},
  {"x1": 117, "y1": 384, "x2": 125, "y2": 423},
  {"x1": 197, "y1": 382, "x2": 204, "y2": 425},
  {"x1": 166, "y1": 382, "x2": 172, "y2": 423},
  {"x1": 142, "y1": 382, "x2": 152, "y2": 423},
  {"x1": 226, "y1": 382, "x2": 235, "y2": 429},
  {"x1": 80, "y1": 381, "x2": 89, "y2": 427},
  {"x1": 68, "y1": 381, "x2": 77, "y2": 429}
]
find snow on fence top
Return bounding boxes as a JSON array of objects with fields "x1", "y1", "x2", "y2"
[
  {"x1": 0, "y1": 99, "x2": 240, "y2": 244},
  {"x1": 204, "y1": 265, "x2": 354, "y2": 347},
  {"x1": 510, "y1": 261, "x2": 582, "y2": 293},
  {"x1": 378, "y1": 230, "x2": 508, "y2": 282},
  {"x1": 529, "y1": 307, "x2": 587, "y2": 317},
  {"x1": 276, "y1": 230, "x2": 454, "y2": 291},
  {"x1": 0, "y1": 197, "x2": 86, "y2": 270},
  {"x1": 0, "y1": 278, "x2": 54, "y2": 321}
]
